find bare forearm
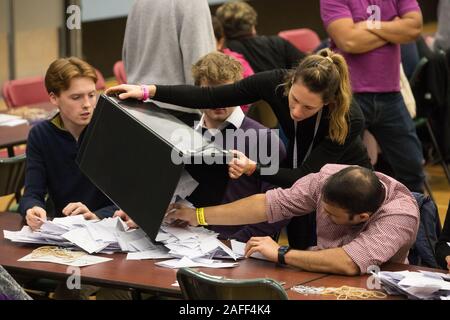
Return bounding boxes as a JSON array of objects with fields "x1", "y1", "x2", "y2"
[
  {"x1": 327, "y1": 19, "x2": 387, "y2": 54},
  {"x1": 205, "y1": 194, "x2": 268, "y2": 225},
  {"x1": 340, "y1": 29, "x2": 387, "y2": 53},
  {"x1": 369, "y1": 15, "x2": 422, "y2": 44},
  {"x1": 284, "y1": 248, "x2": 360, "y2": 276}
]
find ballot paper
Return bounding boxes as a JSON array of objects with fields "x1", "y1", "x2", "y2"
[
  {"x1": 5, "y1": 215, "x2": 241, "y2": 268},
  {"x1": 4, "y1": 217, "x2": 142, "y2": 254},
  {"x1": 155, "y1": 256, "x2": 238, "y2": 269},
  {"x1": 62, "y1": 228, "x2": 110, "y2": 254},
  {"x1": 230, "y1": 240, "x2": 269, "y2": 261},
  {"x1": 374, "y1": 270, "x2": 450, "y2": 300},
  {"x1": 0, "y1": 114, "x2": 28, "y2": 127},
  {"x1": 170, "y1": 170, "x2": 199, "y2": 203},
  {"x1": 19, "y1": 252, "x2": 112, "y2": 267},
  {"x1": 126, "y1": 247, "x2": 172, "y2": 260}
]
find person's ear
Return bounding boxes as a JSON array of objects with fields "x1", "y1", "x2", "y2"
[
  {"x1": 49, "y1": 92, "x2": 59, "y2": 107},
  {"x1": 358, "y1": 212, "x2": 370, "y2": 223},
  {"x1": 217, "y1": 37, "x2": 225, "y2": 51}
]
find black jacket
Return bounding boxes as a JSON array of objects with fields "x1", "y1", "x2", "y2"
[{"x1": 227, "y1": 35, "x2": 306, "y2": 73}]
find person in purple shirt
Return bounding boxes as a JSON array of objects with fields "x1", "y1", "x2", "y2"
[
  {"x1": 165, "y1": 164, "x2": 419, "y2": 276},
  {"x1": 320, "y1": 0, "x2": 425, "y2": 193}
]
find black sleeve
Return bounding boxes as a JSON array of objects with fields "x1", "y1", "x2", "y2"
[
  {"x1": 435, "y1": 203, "x2": 450, "y2": 269},
  {"x1": 153, "y1": 70, "x2": 286, "y2": 109},
  {"x1": 255, "y1": 100, "x2": 366, "y2": 188},
  {"x1": 282, "y1": 38, "x2": 307, "y2": 69}
]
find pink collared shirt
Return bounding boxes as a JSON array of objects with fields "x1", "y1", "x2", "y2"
[{"x1": 265, "y1": 164, "x2": 419, "y2": 274}]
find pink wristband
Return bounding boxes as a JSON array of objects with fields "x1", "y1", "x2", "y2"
[{"x1": 141, "y1": 85, "x2": 149, "y2": 101}]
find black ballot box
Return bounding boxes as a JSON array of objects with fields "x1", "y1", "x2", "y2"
[{"x1": 77, "y1": 94, "x2": 230, "y2": 241}]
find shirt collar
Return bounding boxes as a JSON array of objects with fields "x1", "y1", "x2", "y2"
[
  {"x1": 195, "y1": 107, "x2": 245, "y2": 132},
  {"x1": 50, "y1": 113, "x2": 67, "y2": 131}
]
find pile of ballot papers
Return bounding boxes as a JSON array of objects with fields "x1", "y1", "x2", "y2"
[
  {"x1": 374, "y1": 270, "x2": 450, "y2": 300},
  {"x1": 4, "y1": 215, "x2": 242, "y2": 269}
]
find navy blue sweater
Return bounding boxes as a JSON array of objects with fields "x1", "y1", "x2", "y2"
[{"x1": 19, "y1": 116, "x2": 115, "y2": 218}]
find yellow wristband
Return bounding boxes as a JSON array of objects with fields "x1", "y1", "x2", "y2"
[{"x1": 196, "y1": 207, "x2": 208, "y2": 226}]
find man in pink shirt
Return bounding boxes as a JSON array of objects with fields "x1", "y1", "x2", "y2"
[
  {"x1": 320, "y1": 0, "x2": 425, "y2": 193},
  {"x1": 166, "y1": 164, "x2": 419, "y2": 275}
]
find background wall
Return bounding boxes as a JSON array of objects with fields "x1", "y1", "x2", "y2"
[
  {"x1": 83, "y1": 0, "x2": 438, "y2": 78},
  {"x1": 0, "y1": 0, "x2": 9, "y2": 86},
  {"x1": 0, "y1": 0, "x2": 440, "y2": 82}
]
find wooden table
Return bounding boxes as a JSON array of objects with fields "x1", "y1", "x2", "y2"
[
  {"x1": 0, "y1": 212, "x2": 325, "y2": 298},
  {"x1": 0, "y1": 123, "x2": 30, "y2": 156},
  {"x1": 1, "y1": 212, "x2": 447, "y2": 300},
  {"x1": 0, "y1": 103, "x2": 56, "y2": 156}
]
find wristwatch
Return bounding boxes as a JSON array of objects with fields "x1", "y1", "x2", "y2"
[{"x1": 278, "y1": 245, "x2": 291, "y2": 265}]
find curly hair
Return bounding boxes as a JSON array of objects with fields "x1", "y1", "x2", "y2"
[{"x1": 192, "y1": 52, "x2": 243, "y2": 86}]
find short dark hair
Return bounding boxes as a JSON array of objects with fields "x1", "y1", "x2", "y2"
[{"x1": 322, "y1": 166, "x2": 385, "y2": 217}]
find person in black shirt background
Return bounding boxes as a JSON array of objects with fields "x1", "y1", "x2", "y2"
[{"x1": 215, "y1": 1, "x2": 305, "y2": 73}]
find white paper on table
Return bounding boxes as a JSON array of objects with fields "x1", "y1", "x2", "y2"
[
  {"x1": 96, "y1": 216, "x2": 128, "y2": 232},
  {"x1": 398, "y1": 273, "x2": 450, "y2": 290},
  {"x1": 126, "y1": 247, "x2": 172, "y2": 260},
  {"x1": 18, "y1": 252, "x2": 112, "y2": 267},
  {"x1": 216, "y1": 241, "x2": 240, "y2": 261},
  {"x1": 179, "y1": 239, "x2": 200, "y2": 249},
  {"x1": 403, "y1": 284, "x2": 442, "y2": 299},
  {"x1": 230, "y1": 240, "x2": 270, "y2": 261},
  {"x1": 128, "y1": 237, "x2": 157, "y2": 252},
  {"x1": 116, "y1": 228, "x2": 148, "y2": 252},
  {"x1": 4, "y1": 227, "x2": 70, "y2": 246},
  {"x1": 165, "y1": 243, "x2": 203, "y2": 259},
  {"x1": 2, "y1": 119, "x2": 28, "y2": 127},
  {"x1": 62, "y1": 228, "x2": 109, "y2": 254},
  {"x1": 86, "y1": 223, "x2": 117, "y2": 243},
  {"x1": 419, "y1": 271, "x2": 450, "y2": 281},
  {"x1": 199, "y1": 236, "x2": 221, "y2": 255},
  {"x1": 170, "y1": 170, "x2": 199, "y2": 202},
  {"x1": 0, "y1": 114, "x2": 28, "y2": 127},
  {"x1": 155, "y1": 231, "x2": 171, "y2": 242},
  {"x1": 155, "y1": 256, "x2": 238, "y2": 269},
  {"x1": 52, "y1": 215, "x2": 90, "y2": 229},
  {"x1": 39, "y1": 219, "x2": 70, "y2": 235},
  {"x1": 161, "y1": 226, "x2": 195, "y2": 241}
]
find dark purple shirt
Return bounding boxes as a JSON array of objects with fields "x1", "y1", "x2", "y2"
[{"x1": 321, "y1": 0, "x2": 421, "y2": 93}]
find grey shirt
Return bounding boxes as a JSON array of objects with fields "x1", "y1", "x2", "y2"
[
  {"x1": 122, "y1": 0, "x2": 216, "y2": 113},
  {"x1": 434, "y1": 0, "x2": 450, "y2": 51},
  {"x1": 0, "y1": 266, "x2": 31, "y2": 300}
]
